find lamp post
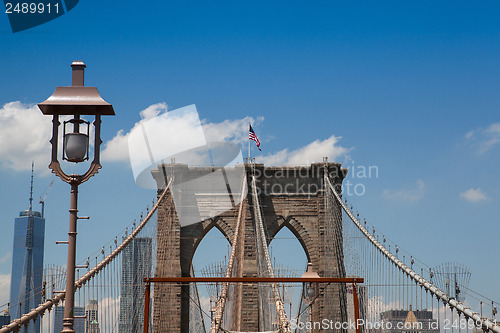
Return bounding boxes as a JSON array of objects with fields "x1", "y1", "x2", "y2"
[
  {"x1": 301, "y1": 262, "x2": 320, "y2": 333},
  {"x1": 38, "y1": 61, "x2": 115, "y2": 333}
]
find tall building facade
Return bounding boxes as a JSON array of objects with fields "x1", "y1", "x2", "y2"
[
  {"x1": 53, "y1": 306, "x2": 85, "y2": 333},
  {"x1": 0, "y1": 310, "x2": 11, "y2": 327},
  {"x1": 9, "y1": 209, "x2": 45, "y2": 333},
  {"x1": 85, "y1": 299, "x2": 100, "y2": 333},
  {"x1": 119, "y1": 237, "x2": 153, "y2": 333},
  {"x1": 380, "y1": 307, "x2": 439, "y2": 333}
]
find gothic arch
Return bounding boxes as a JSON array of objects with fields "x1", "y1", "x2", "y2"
[
  {"x1": 268, "y1": 216, "x2": 313, "y2": 262},
  {"x1": 181, "y1": 217, "x2": 235, "y2": 275}
]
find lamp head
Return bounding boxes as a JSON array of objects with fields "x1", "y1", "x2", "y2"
[
  {"x1": 301, "y1": 262, "x2": 320, "y2": 279},
  {"x1": 38, "y1": 61, "x2": 115, "y2": 116},
  {"x1": 301, "y1": 262, "x2": 320, "y2": 300},
  {"x1": 37, "y1": 61, "x2": 115, "y2": 183}
]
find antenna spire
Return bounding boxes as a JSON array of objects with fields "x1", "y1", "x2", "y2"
[{"x1": 29, "y1": 161, "x2": 34, "y2": 211}]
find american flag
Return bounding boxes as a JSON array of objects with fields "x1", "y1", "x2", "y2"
[{"x1": 249, "y1": 125, "x2": 261, "y2": 151}]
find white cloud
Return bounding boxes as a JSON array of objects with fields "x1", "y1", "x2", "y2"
[
  {"x1": 0, "y1": 252, "x2": 11, "y2": 264},
  {"x1": 0, "y1": 273, "x2": 10, "y2": 306},
  {"x1": 101, "y1": 102, "x2": 263, "y2": 164},
  {"x1": 365, "y1": 296, "x2": 403, "y2": 322},
  {"x1": 460, "y1": 188, "x2": 489, "y2": 202},
  {"x1": 259, "y1": 135, "x2": 351, "y2": 166},
  {"x1": 102, "y1": 102, "x2": 349, "y2": 169},
  {"x1": 202, "y1": 116, "x2": 264, "y2": 145},
  {"x1": 199, "y1": 295, "x2": 210, "y2": 312},
  {"x1": 465, "y1": 122, "x2": 500, "y2": 153},
  {"x1": 383, "y1": 180, "x2": 425, "y2": 202},
  {"x1": 0, "y1": 102, "x2": 53, "y2": 172},
  {"x1": 140, "y1": 102, "x2": 167, "y2": 120},
  {"x1": 98, "y1": 296, "x2": 120, "y2": 332},
  {"x1": 100, "y1": 129, "x2": 129, "y2": 163},
  {"x1": 101, "y1": 103, "x2": 169, "y2": 163}
]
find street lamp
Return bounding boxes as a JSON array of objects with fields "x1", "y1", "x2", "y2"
[
  {"x1": 301, "y1": 262, "x2": 320, "y2": 333},
  {"x1": 38, "y1": 61, "x2": 115, "y2": 333}
]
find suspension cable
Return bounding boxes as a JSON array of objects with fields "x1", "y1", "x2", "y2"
[
  {"x1": 251, "y1": 174, "x2": 291, "y2": 333},
  {"x1": 210, "y1": 175, "x2": 248, "y2": 333},
  {"x1": 325, "y1": 176, "x2": 500, "y2": 333}
]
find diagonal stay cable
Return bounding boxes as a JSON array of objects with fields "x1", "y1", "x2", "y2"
[
  {"x1": 210, "y1": 174, "x2": 248, "y2": 333},
  {"x1": 251, "y1": 174, "x2": 291, "y2": 333}
]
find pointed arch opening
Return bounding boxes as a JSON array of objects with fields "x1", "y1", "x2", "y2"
[
  {"x1": 268, "y1": 224, "x2": 309, "y2": 324},
  {"x1": 190, "y1": 224, "x2": 232, "y2": 332}
]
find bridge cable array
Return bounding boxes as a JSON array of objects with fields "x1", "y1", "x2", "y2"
[
  {"x1": 250, "y1": 174, "x2": 291, "y2": 333},
  {"x1": 325, "y1": 175, "x2": 500, "y2": 333},
  {"x1": 209, "y1": 174, "x2": 248, "y2": 333},
  {"x1": 3, "y1": 166, "x2": 500, "y2": 333},
  {"x1": 0, "y1": 177, "x2": 173, "y2": 333}
]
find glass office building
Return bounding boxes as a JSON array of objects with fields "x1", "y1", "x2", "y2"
[
  {"x1": 9, "y1": 209, "x2": 45, "y2": 333},
  {"x1": 53, "y1": 306, "x2": 85, "y2": 333},
  {"x1": 119, "y1": 237, "x2": 152, "y2": 333}
]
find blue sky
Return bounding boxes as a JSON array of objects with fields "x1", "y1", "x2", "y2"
[{"x1": 0, "y1": 0, "x2": 499, "y2": 311}]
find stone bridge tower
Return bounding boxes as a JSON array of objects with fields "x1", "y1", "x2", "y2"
[{"x1": 151, "y1": 162, "x2": 347, "y2": 332}]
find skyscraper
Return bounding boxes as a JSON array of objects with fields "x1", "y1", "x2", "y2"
[
  {"x1": 119, "y1": 237, "x2": 152, "y2": 333},
  {"x1": 9, "y1": 211, "x2": 45, "y2": 332},
  {"x1": 53, "y1": 306, "x2": 85, "y2": 333},
  {"x1": 9, "y1": 166, "x2": 45, "y2": 333},
  {"x1": 85, "y1": 299, "x2": 100, "y2": 333}
]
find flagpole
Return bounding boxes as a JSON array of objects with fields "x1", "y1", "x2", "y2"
[{"x1": 248, "y1": 122, "x2": 251, "y2": 163}]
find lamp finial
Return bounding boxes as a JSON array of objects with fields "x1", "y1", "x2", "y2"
[{"x1": 71, "y1": 61, "x2": 86, "y2": 86}]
